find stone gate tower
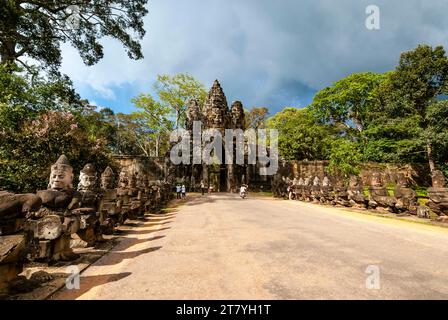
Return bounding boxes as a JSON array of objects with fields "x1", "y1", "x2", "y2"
[{"x1": 186, "y1": 80, "x2": 246, "y2": 192}]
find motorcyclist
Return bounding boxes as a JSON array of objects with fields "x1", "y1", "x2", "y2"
[{"x1": 240, "y1": 184, "x2": 248, "y2": 199}]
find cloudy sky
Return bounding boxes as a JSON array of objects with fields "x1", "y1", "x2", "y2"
[{"x1": 60, "y1": 0, "x2": 448, "y2": 115}]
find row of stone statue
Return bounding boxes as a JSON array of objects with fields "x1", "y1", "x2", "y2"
[
  {"x1": 0, "y1": 155, "x2": 172, "y2": 295},
  {"x1": 276, "y1": 171, "x2": 448, "y2": 218}
]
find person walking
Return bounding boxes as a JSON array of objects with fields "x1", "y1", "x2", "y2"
[
  {"x1": 181, "y1": 184, "x2": 186, "y2": 199},
  {"x1": 200, "y1": 180, "x2": 206, "y2": 196},
  {"x1": 176, "y1": 184, "x2": 181, "y2": 199}
]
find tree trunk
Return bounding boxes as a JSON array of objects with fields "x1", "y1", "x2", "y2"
[
  {"x1": 155, "y1": 136, "x2": 160, "y2": 157},
  {"x1": 427, "y1": 142, "x2": 436, "y2": 173}
]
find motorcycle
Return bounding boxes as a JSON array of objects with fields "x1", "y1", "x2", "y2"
[{"x1": 240, "y1": 186, "x2": 248, "y2": 199}]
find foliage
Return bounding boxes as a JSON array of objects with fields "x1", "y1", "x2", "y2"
[
  {"x1": 131, "y1": 94, "x2": 174, "y2": 157},
  {"x1": 245, "y1": 107, "x2": 269, "y2": 130},
  {"x1": 154, "y1": 73, "x2": 207, "y2": 128},
  {"x1": 0, "y1": 64, "x2": 82, "y2": 128},
  {"x1": 0, "y1": 111, "x2": 113, "y2": 193},
  {"x1": 0, "y1": 0, "x2": 148, "y2": 71},
  {"x1": 327, "y1": 139, "x2": 363, "y2": 177},
  {"x1": 365, "y1": 45, "x2": 448, "y2": 170},
  {"x1": 310, "y1": 72, "x2": 385, "y2": 135},
  {"x1": 267, "y1": 107, "x2": 335, "y2": 161}
]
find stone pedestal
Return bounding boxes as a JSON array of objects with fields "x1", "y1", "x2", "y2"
[
  {"x1": 0, "y1": 235, "x2": 26, "y2": 295},
  {"x1": 425, "y1": 170, "x2": 448, "y2": 217}
]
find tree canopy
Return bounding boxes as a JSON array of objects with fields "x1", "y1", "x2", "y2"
[
  {"x1": 154, "y1": 73, "x2": 207, "y2": 128},
  {"x1": 267, "y1": 107, "x2": 335, "y2": 161},
  {"x1": 0, "y1": 0, "x2": 148, "y2": 71}
]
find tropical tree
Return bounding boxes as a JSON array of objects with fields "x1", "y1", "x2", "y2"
[
  {"x1": 327, "y1": 139, "x2": 363, "y2": 177},
  {"x1": 310, "y1": 72, "x2": 385, "y2": 137},
  {"x1": 154, "y1": 73, "x2": 207, "y2": 128},
  {"x1": 245, "y1": 107, "x2": 269, "y2": 130},
  {"x1": 131, "y1": 94, "x2": 174, "y2": 156},
  {"x1": 0, "y1": 0, "x2": 148, "y2": 71},
  {"x1": 371, "y1": 45, "x2": 448, "y2": 172},
  {"x1": 0, "y1": 111, "x2": 113, "y2": 192},
  {"x1": 267, "y1": 107, "x2": 335, "y2": 161}
]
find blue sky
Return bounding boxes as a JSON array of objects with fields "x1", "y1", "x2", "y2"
[{"x1": 60, "y1": 0, "x2": 448, "y2": 115}]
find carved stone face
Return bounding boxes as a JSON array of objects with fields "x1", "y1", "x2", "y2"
[
  {"x1": 370, "y1": 172, "x2": 383, "y2": 187},
  {"x1": 78, "y1": 170, "x2": 97, "y2": 191},
  {"x1": 349, "y1": 175, "x2": 361, "y2": 188},
  {"x1": 101, "y1": 168, "x2": 115, "y2": 189},
  {"x1": 48, "y1": 155, "x2": 73, "y2": 191},
  {"x1": 313, "y1": 176, "x2": 320, "y2": 186},
  {"x1": 335, "y1": 179, "x2": 346, "y2": 188},
  {"x1": 49, "y1": 168, "x2": 73, "y2": 191},
  {"x1": 396, "y1": 173, "x2": 409, "y2": 188},
  {"x1": 304, "y1": 177, "x2": 311, "y2": 186},
  {"x1": 322, "y1": 176, "x2": 331, "y2": 187}
]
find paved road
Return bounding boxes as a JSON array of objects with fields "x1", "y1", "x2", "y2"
[{"x1": 53, "y1": 194, "x2": 448, "y2": 300}]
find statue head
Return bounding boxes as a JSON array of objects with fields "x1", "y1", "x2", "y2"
[
  {"x1": 335, "y1": 178, "x2": 346, "y2": 188},
  {"x1": 322, "y1": 176, "x2": 331, "y2": 187},
  {"x1": 313, "y1": 176, "x2": 320, "y2": 187},
  {"x1": 370, "y1": 171, "x2": 383, "y2": 187},
  {"x1": 396, "y1": 173, "x2": 410, "y2": 188},
  {"x1": 78, "y1": 163, "x2": 97, "y2": 191},
  {"x1": 118, "y1": 170, "x2": 128, "y2": 188},
  {"x1": 349, "y1": 175, "x2": 363, "y2": 188},
  {"x1": 298, "y1": 177, "x2": 304, "y2": 186},
  {"x1": 304, "y1": 177, "x2": 311, "y2": 186},
  {"x1": 48, "y1": 155, "x2": 74, "y2": 191},
  {"x1": 101, "y1": 166, "x2": 115, "y2": 189},
  {"x1": 431, "y1": 170, "x2": 447, "y2": 188}
]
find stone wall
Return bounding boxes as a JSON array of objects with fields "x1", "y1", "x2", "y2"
[{"x1": 113, "y1": 156, "x2": 168, "y2": 181}]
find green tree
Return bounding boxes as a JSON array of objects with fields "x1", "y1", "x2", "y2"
[
  {"x1": 245, "y1": 107, "x2": 269, "y2": 129},
  {"x1": 267, "y1": 107, "x2": 335, "y2": 160},
  {"x1": 0, "y1": 64, "x2": 82, "y2": 129},
  {"x1": 310, "y1": 72, "x2": 385, "y2": 136},
  {"x1": 131, "y1": 94, "x2": 174, "y2": 156},
  {"x1": 372, "y1": 45, "x2": 448, "y2": 172},
  {"x1": 154, "y1": 73, "x2": 207, "y2": 128},
  {"x1": 0, "y1": 111, "x2": 113, "y2": 192},
  {"x1": 327, "y1": 139, "x2": 363, "y2": 178},
  {"x1": 0, "y1": 0, "x2": 148, "y2": 71}
]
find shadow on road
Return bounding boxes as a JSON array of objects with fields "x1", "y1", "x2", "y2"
[
  {"x1": 116, "y1": 235, "x2": 166, "y2": 251},
  {"x1": 52, "y1": 272, "x2": 132, "y2": 300},
  {"x1": 118, "y1": 226, "x2": 171, "y2": 236},
  {"x1": 94, "y1": 246, "x2": 163, "y2": 267}
]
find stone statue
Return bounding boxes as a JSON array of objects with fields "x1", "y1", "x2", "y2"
[
  {"x1": 32, "y1": 155, "x2": 81, "y2": 261},
  {"x1": 347, "y1": 175, "x2": 367, "y2": 208},
  {"x1": 426, "y1": 170, "x2": 448, "y2": 217},
  {"x1": 334, "y1": 179, "x2": 350, "y2": 207},
  {"x1": 311, "y1": 176, "x2": 321, "y2": 203},
  {"x1": 0, "y1": 191, "x2": 41, "y2": 233},
  {"x1": 0, "y1": 191, "x2": 42, "y2": 294},
  {"x1": 320, "y1": 176, "x2": 335, "y2": 205},
  {"x1": 72, "y1": 164, "x2": 103, "y2": 246},
  {"x1": 302, "y1": 177, "x2": 312, "y2": 201},
  {"x1": 368, "y1": 172, "x2": 397, "y2": 212},
  {"x1": 394, "y1": 173, "x2": 418, "y2": 214},
  {"x1": 129, "y1": 172, "x2": 144, "y2": 218},
  {"x1": 116, "y1": 170, "x2": 131, "y2": 223},
  {"x1": 99, "y1": 166, "x2": 120, "y2": 234}
]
